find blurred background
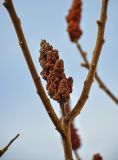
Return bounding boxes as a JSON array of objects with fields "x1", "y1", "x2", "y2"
[{"x1": 0, "y1": 0, "x2": 118, "y2": 159}]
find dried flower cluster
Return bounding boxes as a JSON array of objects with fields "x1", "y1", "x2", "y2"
[
  {"x1": 70, "y1": 123, "x2": 81, "y2": 150},
  {"x1": 92, "y1": 153, "x2": 103, "y2": 160},
  {"x1": 39, "y1": 40, "x2": 73, "y2": 103},
  {"x1": 66, "y1": 0, "x2": 82, "y2": 42}
]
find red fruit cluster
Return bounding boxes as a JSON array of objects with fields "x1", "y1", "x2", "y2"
[
  {"x1": 66, "y1": 0, "x2": 82, "y2": 42},
  {"x1": 39, "y1": 40, "x2": 73, "y2": 103},
  {"x1": 70, "y1": 123, "x2": 81, "y2": 150},
  {"x1": 92, "y1": 153, "x2": 103, "y2": 160}
]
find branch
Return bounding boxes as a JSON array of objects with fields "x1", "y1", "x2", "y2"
[
  {"x1": 59, "y1": 102, "x2": 73, "y2": 160},
  {"x1": 62, "y1": 102, "x2": 81, "y2": 160},
  {"x1": 76, "y1": 42, "x2": 118, "y2": 105},
  {"x1": 66, "y1": 0, "x2": 109, "y2": 122},
  {"x1": 0, "y1": 134, "x2": 19, "y2": 157},
  {"x1": 73, "y1": 150, "x2": 81, "y2": 160},
  {"x1": 3, "y1": 0, "x2": 64, "y2": 136}
]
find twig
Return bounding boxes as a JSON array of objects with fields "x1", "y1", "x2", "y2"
[
  {"x1": 3, "y1": 0, "x2": 64, "y2": 136},
  {"x1": 0, "y1": 134, "x2": 19, "y2": 157},
  {"x1": 76, "y1": 42, "x2": 118, "y2": 105},
  {"x1": 73, "y1": 150, "x2": 81, "y2": 160},
  {"x1": 65, "y1": 0, "x2": 109, "y2": 122}
]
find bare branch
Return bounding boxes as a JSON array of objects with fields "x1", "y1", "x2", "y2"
[
  {"x1": 0, "y1": 134, "x2": 19, "y2": 157},
  {"x1": 3, "y1": 0, "x2": 64, "y2": 135},
  {"x1": 66, "y1": 0, "x2": 109, "y2": 122},
  {"x1": 76, "y1": 42, "x2": 118, "y2": 105}
]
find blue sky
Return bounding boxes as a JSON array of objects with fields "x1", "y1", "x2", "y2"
[{"x1": 0, "y1": 0, "x2": 118, "y2": 159}]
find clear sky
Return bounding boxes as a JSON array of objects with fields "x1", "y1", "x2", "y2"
[{"x1": 0, "y1": 0, "x2": 118, "y2": 160}]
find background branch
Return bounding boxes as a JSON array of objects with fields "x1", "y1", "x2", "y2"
[
  {"x1": 66, "y1": 0, "x2": 109, "y2": 122},
  {"x1": 3, "y1": 0, "x2": 64, "y2": 136},
  {"x1": 73, "y1": 150, "x2": 81, "y2": 160},
  {"x1": 76, "y1": 42, "x2": 118, "y2": 105},
  {"x1": 0, "y1": 134, "x2": 19, "y2": 157}
]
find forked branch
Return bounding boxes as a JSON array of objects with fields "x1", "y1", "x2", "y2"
[
  {"x1": 76, "y1": 42, "x2": 118, "y2": 105},
  {"x1": 66, "y1": 0, "x2": 109, "y2": 122}
]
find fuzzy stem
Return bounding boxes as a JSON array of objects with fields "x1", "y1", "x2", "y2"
[
  {"x1": 0, "y1": 134, "x2": 19, "y2": 157},
  {"x1": 66, "y1": 0, "x2": 109, "y2": 122},
  {"x1": 76, "y1": 42, "x2": 118, "y2": 105},
  {"x1": 3, "y1": 0, "x2": 64, "y2": 136}
]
